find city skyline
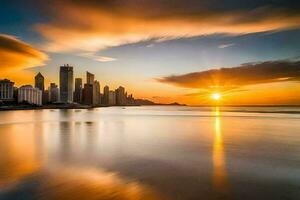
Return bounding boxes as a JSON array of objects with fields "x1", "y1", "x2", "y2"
[
  {"x1": 0, "y1": 65, "x2": 141, "y2": 107},
  {"x1": 0, "y1": 1, "x2": 300, "y2": 105}
]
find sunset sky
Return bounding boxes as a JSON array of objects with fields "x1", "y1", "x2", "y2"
[{"x1": 1, "y1": 0, "x2": 300, "y2": 105}]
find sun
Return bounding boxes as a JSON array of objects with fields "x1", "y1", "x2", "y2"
[{"x1": 211, "y1": 93, "x2": 221, "y2": 101}]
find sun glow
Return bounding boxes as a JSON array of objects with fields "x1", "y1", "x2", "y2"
[{"x1": 211, "y1": 93, "x2": 221, "y2": 101}]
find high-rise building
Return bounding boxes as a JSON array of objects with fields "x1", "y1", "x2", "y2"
[
  {"x1": 49, "y1": 83, "x2": 59, "y2": 103},
  {"x1": 74, "y1": 78, "x2": 82, "y2": 103},
  {"x1": 93, "y1": 80, "x2": 101, "y2": 105},
  {"x1": 86, "y1": 71, "x2": 94, "y2": 85},
  {"x1": 82, "y1": 71, "x2": 94, "y2": 105},
  {"x1": 82, "y1": 71, "x2": 101, "y2": 106},
  {"x1": 116, "y1": 86, "x2": 126, "y2": 105},
  {"x1": 43, "y1": 90, "x2": 49, "y2": 104},
  {"x1": 103, "y1": 85, "x2": 109, "y2": 105},
  {"x1": 18, "y1": 85, "x2": 42, "y2": 105},
  {"x1": 35, "y1": 72, "x2": 48, "y2": 104},
  {"x1": 83, "y1": 83, "x2": 93, "y2": 105},
  {"x1": 0, "y1": 79, "x2": 14, "y2": 102},
  {"x1": 59, "y1": 64, "x2": 73, "y2": 103},
  {"x1": 108, "y1": 90, "x2": 116, "y2": 105},
  {"x1": 35, "y1": 72, "x2": 44, "y2": 91}
]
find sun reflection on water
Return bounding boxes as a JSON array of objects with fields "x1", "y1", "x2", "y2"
[{"x1": 212, "y1": 107, "x2": 228, "y2": 193}]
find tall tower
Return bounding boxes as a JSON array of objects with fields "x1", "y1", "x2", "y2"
[
  {"x1": 103, "y1": 85, "x2": 109, "y2": 105},
  {"x1": 49, "y1": 83, "x2": 59, "y2": 103},
  {"x1": 74, "y1": 78, "x2": 82, "y2": 103},
  {"x1": 116, "y1": 86, "x2": 126, "y2": 105},
  {"x1": 93, "y1": 80, "x2": 100, "y2": 105},
  {"x1": 35, "y1": 72, "x2": 44, "y2": 91},
  {"x1": 86, "y1": 71, "x2": 94, "y2": 85},
  {"x1": 59, "y1": 64, "x2": 73, "y2": 103},
  {"x1": 82, "y1": 71, "x2": 95, "y2": 105}
]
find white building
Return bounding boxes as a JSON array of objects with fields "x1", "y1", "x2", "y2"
[
  {"x1": 0, "y1": 79, "x2": 14, "y2": 101},
  {"x1": 18, "y1": 85, "x2": 42, "y2": 106}
]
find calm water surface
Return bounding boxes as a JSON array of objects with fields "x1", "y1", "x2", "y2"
[{"x1": 0, "y1": 106, "x2": 300, "y2": 200}]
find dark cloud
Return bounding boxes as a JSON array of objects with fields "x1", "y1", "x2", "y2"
[
  {"x1": 39, "y1": 0, "x2": 300, "y2": 16},
  {"x1": 157, "y1": 60, "x2": 300, "y2": 89},
  {"x1": 31, "y1": 0, "x2": 300, "y2": 52}
]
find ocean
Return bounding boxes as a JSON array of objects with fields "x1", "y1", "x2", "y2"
[{"x1": 0, "y1": 106, "x2": 299, "y2": 200}]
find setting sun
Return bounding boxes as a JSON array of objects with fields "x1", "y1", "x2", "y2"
[{"x1": 211, "y1": 93, "x2": 221, "y2": 101}]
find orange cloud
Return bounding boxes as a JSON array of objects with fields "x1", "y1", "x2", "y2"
[
  {"x1": 0, "y1": 34, "x2": 48, "y2": 85},
  {"x1": 34, "y1": 1, "x2": 300, "y2": 52},
  {"x1": 0, "y1": 34, "x2": 48, "y2": 71}
]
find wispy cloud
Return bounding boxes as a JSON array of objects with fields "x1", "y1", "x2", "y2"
[
  {"x1": 157, "y1": 60, "x2": 300, "y2": 89},
  {"x1": 146, "y1": 44, "x2": 154, "y2": 48},
  {"x1": 218, "y1": 43, "x2": 235, "y2": 49},
  {"x1": 79, "y1": 52, "x2": 117, "y2": 62},
  {"x1": 94, "y1": 56, "x2": 116, "y2": 62}
]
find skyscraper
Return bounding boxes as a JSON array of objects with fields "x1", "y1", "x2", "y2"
[
  {"x1": 103, "y1": 85, "x2": 109, "y2": 105},
  {"x1": 74, "y1": 78, "x2": 82, "y2": 103},
  {"x1": 116, "y1": 86, "x2": 126, "y2": 105},
  {"x1": 108, "y1": 90, "x2": 116, "y2": 105},
  {"x1": 93, "y1": 80, "x2": 101, "y2": 105},
  {"x1": 59, "y1": 64, "x2": 73, "y2": 103},
  {"x1": 35, "y1": 72, "x2": 44, "y2": 91},
  {"x1": 49, "y1": 83, "x2": 59, "y2": 103},
  {"x1": 83, "y1": 83, "x2": 93, "y2": 105},
  {"x1": 86, "y1": 71, "x2": 94, "y2": 85},
  {"x1": 83, "y1": 71, "x2": 94, "y2": 105}
]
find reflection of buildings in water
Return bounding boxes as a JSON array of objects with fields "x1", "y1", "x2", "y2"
[
  {"x1": 58, "y1": 121, "x2": 74, "y2": 162},
  {"x1": 212, "y1": 107, "x2": 228, "y2": 193},
  {"x1": 114, "y1": 120, "x2": 126, "y2": 157},
  {"x1": 57, "y1": 109, "x2": 76, "y2": 162},
  {"x1": 102, "y1": 118, "x2": 126, "y2": 159},
  {"x1": 34, "y1": 122, "x2": 46, "y2": 162},
  {"x1": 0, "y1": 123, "x2": 41, "y2": 186},
  {"x1": 84, "y1": 121, "x2": 99, "y2": 156}
]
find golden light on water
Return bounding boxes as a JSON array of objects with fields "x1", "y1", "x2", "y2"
[{"x1": 212, "y1": 107, "x2": 228, "y2": 193}]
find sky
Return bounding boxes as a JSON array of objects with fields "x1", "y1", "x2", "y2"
[{"x1": 0, "y1": 0, "x2": 300, "y2": 105}]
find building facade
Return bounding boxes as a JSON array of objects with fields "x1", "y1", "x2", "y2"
[
  {"x1": 108, "y1": 90, "x2": 116, "y2": 105},
  {"x1": 59, "y1": 65, "x2": 73, "y2": 103},
  {"x1": 93, "y1": 80, "x2": 101, "y2": 105},
  {"x1": 86, "y1": 71, "x2": 94, "y2": 84},
  {"x1": 49, "y1": 83, "x2": 59, "y2": 103},
  {"x1": 103, "y1": 85, "x2": 109, "y2": 105},
  {"x1": 116, "y1": 86, "x2": 127, "y2": 105},
  {"x1": 82, "y1": 72, "x2": 94, "y2": 105},
  {"x1": 18, "y1": 85, "x2": 42, "y2": 105},
  {"x1": 74, "y1": 78, "x2": 82, "y2": 103},
  {"x1": 35, "y1": 72, "x2": 44, "y2": 91},
  {"x1": 0, "y1": 79, "x2": 14, "y2": 101},
  {"x1": 83, "y1": 83, "x2": 93, "y2": 105}
]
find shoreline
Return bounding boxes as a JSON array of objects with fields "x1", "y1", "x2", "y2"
[
  {"x1": 1, "y1": 104, "x2": 300, "y2": 113},
  {"x1": 0, "y1": 104, "x2": 139, "y2": 111}
]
